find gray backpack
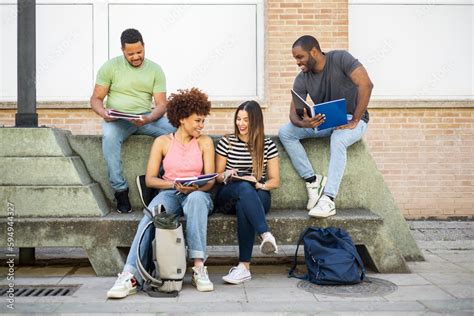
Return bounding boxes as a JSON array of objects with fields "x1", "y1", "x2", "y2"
[{"x1": 136, "y1": 204, "x2": 187, "y2": 297}]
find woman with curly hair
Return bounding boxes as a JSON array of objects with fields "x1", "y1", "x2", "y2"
[
  {"x1": 107, "y1": 88, "x2": 215, "y2": 298},
  {"x1": 215, "y1": 100, "x2": 280, "y2": 285}
]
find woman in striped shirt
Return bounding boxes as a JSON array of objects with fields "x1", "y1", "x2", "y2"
[{"x1": 215, "y1": 100, "x2": 280, "y2": 285}]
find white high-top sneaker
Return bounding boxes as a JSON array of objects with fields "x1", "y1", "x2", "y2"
[
  {"x1": 309, "y1": 195, "x2": 336, "y2": 218},
  {"x1": 305, "y1": 174, "x2": 327, "y2": 210}
]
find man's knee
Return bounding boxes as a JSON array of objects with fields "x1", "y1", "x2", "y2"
[
  {"x1": 278, "y1": 123, "x2": 294, "y2": 141},
  {"x1": 103, "y1": 125, "x2": 127, "y2": 146},
  {"x1": 330, "y1": 129, "x2": 360, "y2": 149}
]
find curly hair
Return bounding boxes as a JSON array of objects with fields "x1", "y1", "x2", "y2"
[{"x1": 166, "y1": 88, "x2": 211, "y2": 128}]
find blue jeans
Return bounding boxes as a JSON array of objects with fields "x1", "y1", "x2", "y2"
[
  {"x1": 123, "y1": 189, "x2": 213, "y2": 285},
  {"x1": 102, "y1": 115, "x2": 176, "y2": 192},
  {"x1": 215, "y1": 181, "x2": 271, "y2": 262},
  {"x1": 278, "y1": 116, "x2": 368, "y2": 198}
]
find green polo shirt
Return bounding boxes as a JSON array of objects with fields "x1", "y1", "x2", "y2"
[{"x1": 95, "y1": 56, "x2": 166, "y2": 114}]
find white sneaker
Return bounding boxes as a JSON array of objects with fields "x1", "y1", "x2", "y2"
[
  {"x1": 260, "y1": 232, "x2": 278, "y2": 254},
  {"x1": 308, "y1": 195, "x2": 336, "y2": 218},
  {"x1": 222, "y1": 264, "x2": 252, "y2": 285},
  {"x1": 192, "y1": 266, "x2": 214, "y2": 292},
  {"x1": 107, "y1": 272, "x2": 137, "y2": 299},
  {"x1": 306, "y1": 175, "x2": 328, "y2": 210}
]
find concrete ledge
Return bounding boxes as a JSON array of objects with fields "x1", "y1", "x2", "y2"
[
  {"x1": 0, "y1": 128, "x2": 423, "y2": 274},
  {"x1": 0, "y1": 184, "x2": 109, "y2": 217},
  {"x1": 0, "y1": 128, "x2": 108, "y2": 217},
  {"x1": 0, "y1": 127, "x2": 73, "y2": 157},
  {"x1": 0, "y1": 209, "x2": 409, "y2": 275},
  {"x1": 68, "y1": 134, "x2": 422, "y2": 262},
  {"x1": 0, "y1": 157, "x2": 92, "y2": 186}
]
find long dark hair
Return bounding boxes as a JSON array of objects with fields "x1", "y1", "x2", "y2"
[{"x1": 234, "y1": 101, "x2": 265, "y2": 180}]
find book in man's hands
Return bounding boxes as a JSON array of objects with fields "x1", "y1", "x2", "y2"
[
  {"x1": 107, "y1": 109, "x2": 143, "y2": 120},
  {"x1": 175, "y1": 173, "x2": 218, "y2": 187},
  {"x1": 291, "y1": 89, "x2": 348, "y2": 130}
]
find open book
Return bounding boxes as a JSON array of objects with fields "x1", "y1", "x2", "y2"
[
  {"x1": 175, "y1": 173, "x2": 218, "y2": 187},
  {"x1": 231, "y1": 174, "x2": 257, "y2": 184},
  {"x1": 107, "y1": 109, "x2": 143, "y2": 120},
  {"x1": 223, "y1": 170, "x2": 258, "y2": 184},
  {"x1": 291, "y1": 89, "x2": 348, "y2": 130}
]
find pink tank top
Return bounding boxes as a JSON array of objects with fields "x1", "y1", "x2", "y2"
[{"x1": 162, "y1": 134, "x2": 203, "y2": 181}]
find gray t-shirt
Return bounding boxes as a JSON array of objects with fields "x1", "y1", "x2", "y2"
[{"x1": 293, "y1": 50, "x2": 369, "y2": 123}]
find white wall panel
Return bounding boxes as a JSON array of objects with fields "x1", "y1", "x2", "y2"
[
  {"x1": 108, "y1": 4, "x2": 258, "y2": 100},
  {"x1": 349, "y1": 3, "x2": 473, "y2": 100},
  {"x1": 0, "y1": 4, "x2": 17, "y2": 101},
  {"x1": 0, "y1": 4, "x2": 94, "y2": 101}
]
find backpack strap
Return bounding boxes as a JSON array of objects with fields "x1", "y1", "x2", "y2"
[
  {"x1": 136, "y1": 220, "x2": 164, "y2": 288},
  {"x1": 142, "y1": 285, "x2": 179, "y2": 298},
  {"x1": 288, "y1": 226, "x2": 313, "y2": 280},
  {"x1": 326, "y1": 229, "x2": 366, "y2": 281}
]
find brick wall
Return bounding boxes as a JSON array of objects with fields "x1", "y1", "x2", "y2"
[
  {"x1": 366, "y1": 108, "x2": 474, "y2": 219},
  {"x1": 1, "y1": 0, "x2": 472, "y2": 218}
]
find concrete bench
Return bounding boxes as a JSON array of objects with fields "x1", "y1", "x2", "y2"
[{"x1": 0, "y1": 128, "x2": 423, "y2": 275}]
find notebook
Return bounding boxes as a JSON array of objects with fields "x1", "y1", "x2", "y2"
[
  {"x1": 175, "y1": 173, "x2": 218, "y2": 187},
  {"x1": 107, "y1": 109, "x2": 143, "y2": 120},
  {"x1": 291, "y1": 89, "x2": 348, "y2": 130}
]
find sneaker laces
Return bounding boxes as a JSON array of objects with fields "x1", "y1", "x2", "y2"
[
  {"x1": 115, "y1": 272, "x2": 133, "y2": 285},
  {"x1": 227, "y1": 264, "x2": 248, "y2": 279},
  {"x1": 194, "y1": 266, "x2": 210, "y2": 281}
]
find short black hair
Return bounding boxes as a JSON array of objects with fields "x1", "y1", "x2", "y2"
[
  {"x1": 120, "y1": 29, "x2": 144, "y2": 48},
  {"x1": 292, "y1": 35, "x2": 321, "y2": 52}
]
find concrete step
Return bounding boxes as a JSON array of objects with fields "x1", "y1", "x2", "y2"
[
  {"x1": 0, "y1": 184, "x2": 109, "y2": 217},
  {"x1": 0, "y1": 208, "x2": 408, "y2": 274},
  {"x1": 0, "y1": 127, "x2": 73, "y2": 157},
  {"x1": 0, "y1": 156, "x2": 92, "y2": 185}
]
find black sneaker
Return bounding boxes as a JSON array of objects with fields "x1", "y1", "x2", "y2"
[
  {"x1": 136, "y1": 175, "x2": 158, "y2": 208},
  {"x1": 114, "y1": 189, "x2": 132, "y2": 213}
]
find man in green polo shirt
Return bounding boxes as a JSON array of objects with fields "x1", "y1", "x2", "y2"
[{"x1": 90, "y1": 28, "x2": 175, "y2": 213}]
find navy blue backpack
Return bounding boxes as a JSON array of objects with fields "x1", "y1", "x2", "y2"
[{"x1": 289, "y1": 227, "x2": 365, "y2": 285}]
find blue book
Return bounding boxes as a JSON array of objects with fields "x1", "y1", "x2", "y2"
[
  {"x1": 312, "y1": 99, "x2": 348, "y2": 131},
  {"x1": 291, "y1": 90, "x2": 347, "y2": 130}
]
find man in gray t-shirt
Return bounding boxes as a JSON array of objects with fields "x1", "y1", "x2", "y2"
[{"x1": 278, "y1": 35, "x2": 374, "y2": 218}]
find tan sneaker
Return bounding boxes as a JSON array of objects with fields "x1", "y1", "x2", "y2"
[
  {"x1": 107, "y1": 272, "x2": 137, "y2": 299},
  {"x1": 192, "y1": 266, "x2": 214, "y2": 292}
]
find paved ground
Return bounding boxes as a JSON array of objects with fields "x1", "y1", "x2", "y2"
[{"x1": 0, "y1": 221, "x2": 473, "y2": 315}]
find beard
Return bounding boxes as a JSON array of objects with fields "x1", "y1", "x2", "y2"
[
  {"x1": 306, "y1": 55, "x2": 317, "y2": 72},
  {"x1": 128, "y1": 57, "x2": 143, "y2": 68}
]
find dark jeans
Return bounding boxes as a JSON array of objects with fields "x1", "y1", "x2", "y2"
[{"x1": 215, "y1": 181, "x2": 271, "y2": 262}]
